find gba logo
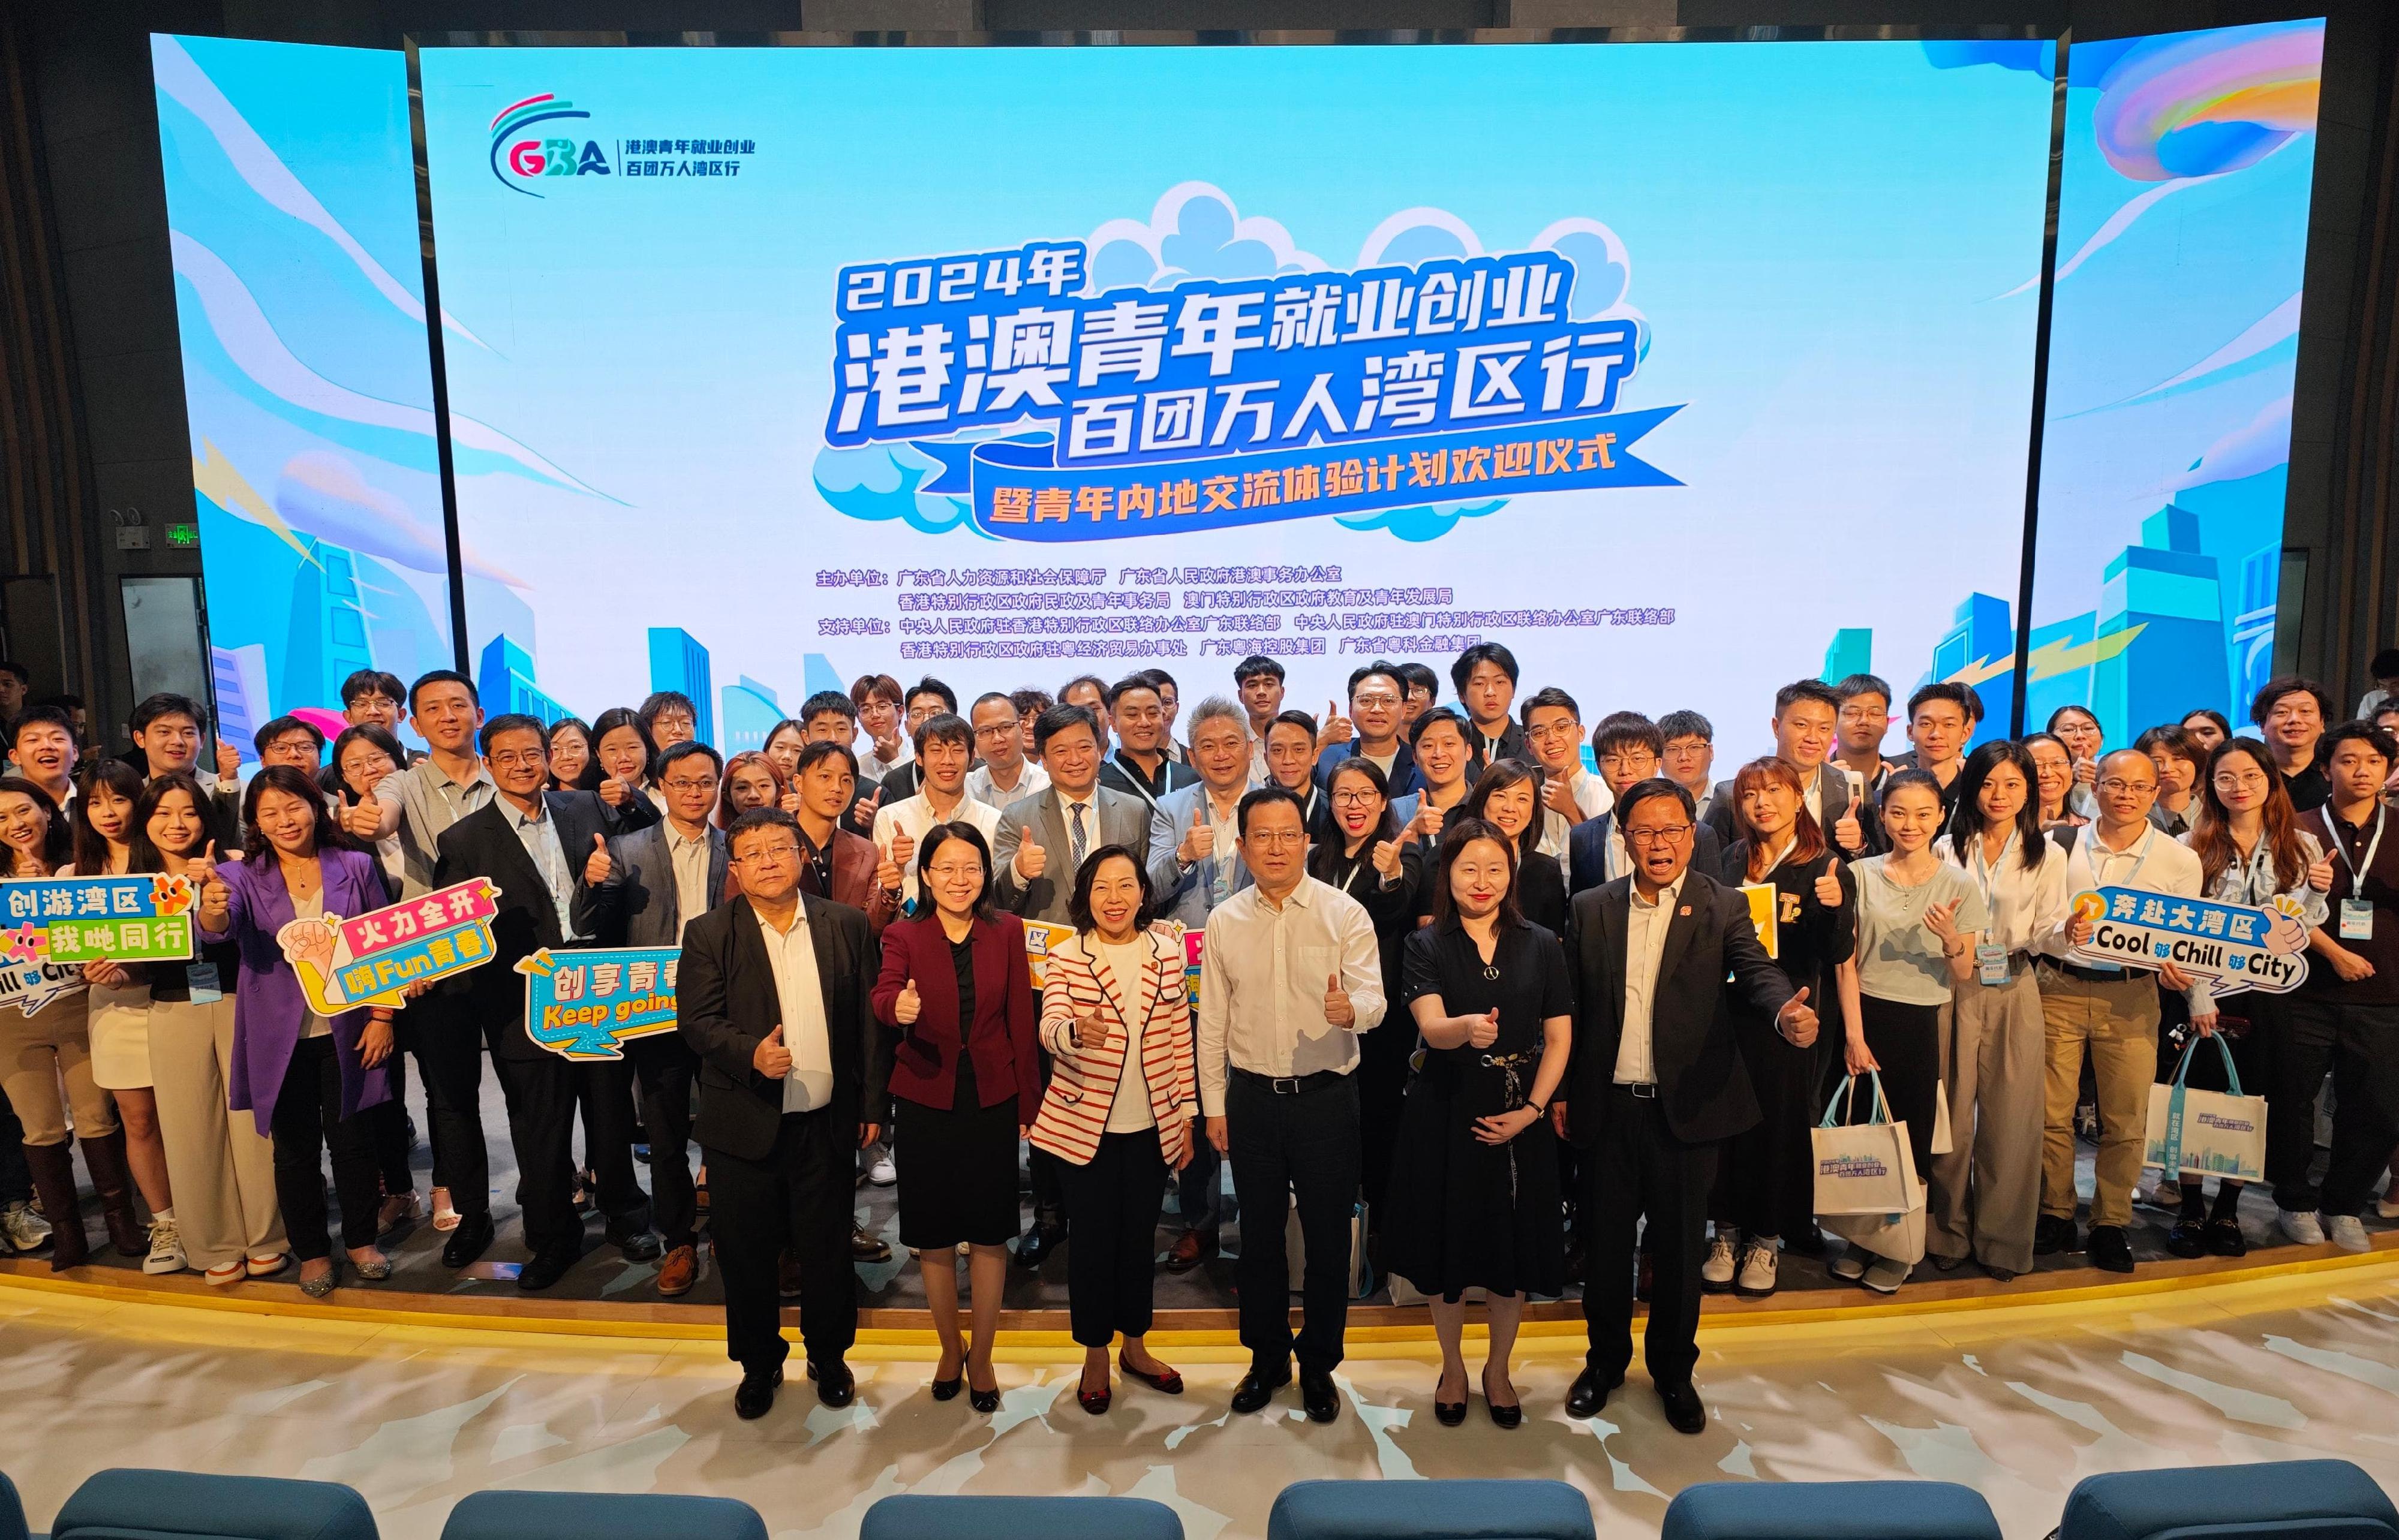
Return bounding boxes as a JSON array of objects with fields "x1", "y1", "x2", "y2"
[{"x1": 489, "y1": 93, "x2": 609, "y2": 196}]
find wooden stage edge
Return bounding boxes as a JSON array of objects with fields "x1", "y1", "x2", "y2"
[{"x1": 5, "y1": 1233, "x2": 2394, "y2": 1350}]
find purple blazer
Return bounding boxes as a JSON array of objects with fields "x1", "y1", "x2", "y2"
[{"x1": 200, "y1": 847, "x2": 396, "y2": 1138}]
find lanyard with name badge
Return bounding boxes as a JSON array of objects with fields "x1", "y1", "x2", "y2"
[
  {"x1": 1971, "y1": 831, "x2": 2016, "y2": 986},
  {"x1": 2335, "y1": 806, "x2": 2385, "y2": 941},
  {"x1": 2082, "y1": 828, "x2": 2154, "y2": 973}
]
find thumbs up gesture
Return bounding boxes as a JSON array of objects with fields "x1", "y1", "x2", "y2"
[
  {"x1": 1777, "y1": 985, "x2": 1818, "y2": 1047},
  {"x1": 847, "y1": 784, "x2": 883, "y2": 835},
  {"x1": 875, "y1": 846, "x2": 904, "y2": 894},
  {"x1": 582, "y1": 832, "x2": 612, "y2": 886},
  {"x1": 895, "y1": 976, "x2": 921, "y2": 1025},
  {"x1": 1543, "y1": 771, "x2": 1580, "y2": 820},
  {"x1": 1815, "y1": 856, "x2": 1844, "y2": 907},
  {"x1": 1178, "y1": 802, "x2": 1213, "y2": 864},
  {"x1": 2307, "y1": 854, "x2": 2336, "y2": 892},
  {"x1": 599, "y1": 774, "x2": 630, "y2": 808},
  {"x1": 215, "y1": 736, "x2": 242, "y2": 779},
  {"x1": 192, "y1": 842, "x2": 229, "y2": 924},
  {"x1": 1370, "y1": 838, "x2": 1402, "y2": 881},
  {"x1": 1322, "y1": 970, "x2": 1355, "y2": 1030},
  {"x1": 754, "y1": 1024, "x2": 792, "y2": 1079},
  {"x1": 1465, "y1": 1007, "x2": 1499, "y2": 1049},
  {"x1": 1014, "y1": 825, "x2": 1047, "y2": 882},
  {"x1": 890, "y1": 828, "x2": 916, "y2": 872},
  {"x1": 1833, "y1": 795, "x2": 1865, "y2": 855},
  {"x1": 339, "y1": 792, "x2": 383, "y2": 840},
  {"x1": 1409, "y1": 797, "x2": 1444, "y2": 844},
  {"x1": 1068, "y1": 1008, "x2": 1104, "y2": 1050},
  {"x1": 1321, "y1": 699, "x2": 1353, "y2": 746}
]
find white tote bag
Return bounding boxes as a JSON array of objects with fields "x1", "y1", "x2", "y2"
[
  {"x1": 2145, "y1": 1034, "x2": 2269, "y2": 1183},
  {"x1": 1812, "y1": 1073, "x2": 1919, "y2": 1215}
]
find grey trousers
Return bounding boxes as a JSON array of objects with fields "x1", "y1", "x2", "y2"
[
  {"x1": 1929, "y1": 967, "x2": 2045, "y2": 1275},
  {"x1": 149, "y1": 998, "x2": 286, "y2": 1269}
]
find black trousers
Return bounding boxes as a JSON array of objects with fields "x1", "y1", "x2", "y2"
[
  {"x1": 491, "y1": 1054, "x2": 582, "y2": 1257},
  {"x1": 630, "y1": 1037, "x2": 698, "y2": 1250},
  {"x1": 372, "y1": 1051, "x2": 414, "y2": 1195},
  {"x1": 1582, "y1": 1085, "x2": 1717, "y2": 1389},
  {"x1": 708, "y1": 1108, "x2": 857, "y2": 1372},
  {"x1": 270, "y1": 1034, "x2": 383, "y2": 1262},
  {"x1": 1059, "y1": 1131, "x2": 1166, "y2": 1348},
  {"x1": 574, "y1": 1057, "x2": 649, "y2": 1235},
  {"x1": 1029, "y1": 1046, "x2": 1068, "y2": 1228},
  {"x1": 413, "y1": 1010, "x2": 491, "y2": 1222},
  {"x1": 1846, "y1": 995, "x2": 1941, "y2": 1177},
  {"x1": 0, "y1": 1096, "x2": 28, "y2": 1206},
  {"x1": 2268, "y1": 998, "x2": 2399, "y2": 1217},
  {"x1": 1226, "y1": 1071, "x2": 1359, "y2": 1376}
]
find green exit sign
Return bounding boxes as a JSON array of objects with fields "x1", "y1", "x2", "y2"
[{"x1": 164, "y1": 524, "x2": 199, "y2": 548}]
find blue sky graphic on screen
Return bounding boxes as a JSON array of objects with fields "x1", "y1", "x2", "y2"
[{"x1": 150, "y1": 34, "x2": 2319, "y2": 760}]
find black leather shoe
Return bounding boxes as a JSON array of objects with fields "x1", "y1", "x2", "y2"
[
  {"x1": 609, "y1": 1227, "x2": 663, "y2": 1262},
  {"x1": 1657, "y1": 1381, "x2": 1707, "y2": 1435},
  {"x1": 1433, "y1": 1397, "x2": 1466, "y2": 1427},
  {"x1": 1565, "y1": 1368, "x2": 1622, "y2": 1419},
  {"x1": 807, "y1": 1358, "x2": 855, "y2": 1407},
  {"x1": 2032, "y1": 1214, "x2": 2079, "y2": 1256},
  {"x1": 970, "y1": 1383, "x2": 1001, "y2": 1414},
  {"x1": 2206, "y1": 1217, "x2": 2248, "y2": 1257},
  {"x1": 441, "y1": 1211, "x2": 495, "y2": 1270},
  {"x1": 517, "y1": 1244, "x2": 578, "y2": 1291},
  {"x1": 1229, "y1": 1363, "x2": 1291, "y2": 1414},
  {"x1": 2088, "y1": 1225, "x2": 2135, "y2": 1274},
  {"x1": 2165, "y1": 1217, "x2": 2208, "y2": 1259},
  {"x1": 734, "y1": 1364, "x2": 781, "y2": 1420},
  {"x1": 1014, "y1": 1222, "x2": 1065, "y2": 1271},
  {"x1": 1299, "y1": 1369, "x2": 1339, "y2": 1424}
]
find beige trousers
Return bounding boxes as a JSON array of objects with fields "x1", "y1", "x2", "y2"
[
  {"x1": 2039, "y1": 969, "x2": 2159, "y2": 1230},
  {"x1": 148, "y1": 998, "x2": 285, "y2": 1267},
  {"x1": 0, "y1": 992, "x2": 113, "y2": 1146},
  {"x1": 1930, "y1": 967, "x2": 2046, "y2": 1273}
]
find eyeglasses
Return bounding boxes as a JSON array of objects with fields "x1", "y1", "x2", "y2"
[
  {"x1": 487, "y1": 750, "x2": 547, "y2": 769},
  {"x1": 2212, "y1": 772, "x2": 2269, "y2": 790},
  {"x1": 734, "y1": 844, "x2": 802, "y2": 867},
  {"x1": 1597, "y1": 754, "x2": 1657, "y2": 772},
  {"x1": 2096, "y1": 778, "x2": 2156, "y2": 795},
  {"x1": 973, "y1": 722, "x2": 1019, "y2": 737},
  {"x1": 1351, "y1": 692, "x2": 1400, "y2": 708},
  {"x1": 1624, "y1": 824, "x2": 1694, "y2": 847},
  {"x1": 1331, "y1": 789, "x2": 1379, "y2": 805},
  {"x1": 1525, "y1": 721, "x2": 1581, "y2": 740},
  {"x1": 661, "y1": 776, "x2": 719, "y2": 793},
  {"x1": 1243, "y1": 830, "x2": 1307, "y2": 847}
]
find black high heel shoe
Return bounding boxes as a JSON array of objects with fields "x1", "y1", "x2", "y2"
[
  {"x1": 1433, "y1": 1368, "x2": 1467, "y2": 1427},
  {"x1": 930, "y1": 1375, "x2": 963, "y2": 1401},
  {"x1": 969, "y1": 1370, "x2": 1001, "y2": 1413},
  {"x1": 1482, "y1": 1366, "x2": 1522, "y2": 1430}
]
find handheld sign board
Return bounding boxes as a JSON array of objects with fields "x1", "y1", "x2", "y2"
[
  {"x1": 2066, "y1": 886, "x2": 2310, "y2": 997},
  {"x1": 516, "y1": 946, "x2": 680, "y2": 1061},
  {"x1": 278, "y1": 878, "x2": 503, "y2": 1014}
]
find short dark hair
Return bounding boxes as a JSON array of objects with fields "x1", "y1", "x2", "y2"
[
  {"x1": 794, "y1": 739, "x2": 859, "y2": 779},
  {"x1": 1138, "y1": 668, "x2": 1179, "y2": 696},
  {"x1": 1450, "y1": 642, "x2": 1520, "y2": 695},
  {"x1": 1410, "y1": 706, "x2": 1471, "y2": 750},
  {"x1": 1593, "y1": 715, "x2": 1665, "y2": 760},
  {"x1": 330, "y1": 724, "x2": 407, "y2": 796},
  {"x1": 1518, "y1": 686, "x2": 1579, "y2": 726},
  {"x1": 906, "y1": 676, "x2": 958, "y2": 714},
  {"x1": 2180, "y1": 707, "x2": 2232, "y2": 737},
  {"x1": 2134, "y1": 724, "x2": 2202, "y2": 770},
  {"x1": 253, "y1": 715, "x2": 324, "y2": 754},
  {"x1": 1104, "y1": 674, "x2": 1161, "y2": 710},
  {"x1": 238, "y1": 764, "x2": 354, "y2": 862},
  {"x1": 801, "y1": 690, "x2": 858, "y2": 725},
  {"x1": 1429, "y1": 816, "x2": 1524, "y2": 930},
  {"x1": 1346, "y1": 661, "x2": 1403, "y2": 700},
  {"x1": 129, "y1": 693, "x2": 203, "y2": 734},
  {"x1": 970, "y1": 691, "x2": 1014, "y2": 717},
  {"x1": 1775, "y1": 679, "x2": 1841, "y2": 718},
  {"x1": 912, "y1": 711, "x2": 972, "y2": 755},
  {"x1": 479, "y1": 713, "x2": 548, "y2": 755},
  {"x1": 409, "y1": 669, "x2": 478, "y2": 712},
  {"x1": 2322, "y1": 720, "x2": 2398, "y2": 764},
  {"x1": 1009, "y1": 687, "x2": 1054, "y2": 720},
  {"x1": 1059, "y1": 673, "x2": 1108, "y2": 705},
  {"x1": 1035, "y1": 702, "x2": 1101, "y2": 754},
  {"x1": 657, "y1": 740, "x2": 724, "y2": 778},
  {"x1": 1233, "y1": 655, "x2": 1286, "y2": 685},
  {"x1": 339, "y1": 669, "x2": 405, "y2": 708},
  {"x1": 1908, "y1": 681, "x2": 1983, "y2": 724},
  {"x1": 588, "y1": 706, "x2": 657, "y2": 784},
  {"x1": 10, "y1": 705, "x2": 74, "y2": 747},
  {"x1": 1833, "y1": 673, "x2": 1892, "y2": 707},
  {"x1": 2372, "y1": 648, "x2": 2399, "y2": 679},
  {"x1": 916, "y1": 821, "x2": 996, "y2": 917},
  {"x1": 850, "y1": 673, "x2": 902, "y2": 709},
  {"x1": 726, "y1": 806, "x2": 804, "y2": 854},
  {"x1": 1068, "y1": 843, "x2": 1158, "y2": 934},
  {"x1": 2047, "y1": 704, "x2": 2102, "y2": 736},
  {"x1": 1658, "y1": 709, "x2": 1713, "y2": 744},
  {"x1": 1615, "y1": 777, "x2": 1694, "y2": 827},
  {"x1": 1235, "y1": 783, "x2": 1306, "y2": 837},
  {"x1": 2249, "y1": 675, "x2": 2335, "y2": 727},
  {"x1": 0, "y1": 661, "x2": 28, "y2": 687},
  {"x1": 638, "y1": 691, "x2": 698, "y2": 733},
  {"x1": 1268, "y1": 708, "x2": 1318, "y2": 742},
  {"x1": 1397, "y1": 661, "x2": 1441, "y2": 699}
]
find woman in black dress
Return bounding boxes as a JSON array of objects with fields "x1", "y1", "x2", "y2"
[
  {"x1": 1707, "y1": 757, "x2": 1852, "y2": 1298},
  {"x1": 1384, "y1": 818, "x2": 1571, "y2": 1430},
  {"x1": 1306, "y1": 758, "x2": 1422, "y2": 1249},
  {"x1": 1450, "y1": 759, "x2": 1569, "y2": 935}
]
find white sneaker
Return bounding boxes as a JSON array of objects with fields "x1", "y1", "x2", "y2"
[
  {"x1": 2324, "y1": 1214, "x2": 2371, "y2": 1255},
  {"x1": 1, "y1": 1200, "x2": 49, "y2": 1252},
  {"x1": 1735, "y1": 1241, "x2": 1778, "y2": 1297},
  {"x1": 1862, "y1": 1257, "x2": 1912, "y2": 1294},
  {"x1": 1830, "y1": 1249, "x2": 1868, "y2": 1282},
  {"x1": 1701, "y1": 1231, "x2": 1737, "y2": 1289},
  {"x1": 868, "y1": 1148, "x2": 897, "y2": 1187},
  {"x1": 2376, "y1": 1186, "x2": 2399, "y2": 1221},
  {"x1": 143, "y1": 1217, "x2": 187, "y2": 1275},
  {"x1": 2279, "y1": 1208, "x2": 2326, "y2": 1246}
]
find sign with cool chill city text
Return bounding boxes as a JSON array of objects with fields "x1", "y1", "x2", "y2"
[{"x1": 2066, "y1": 886, "x2": 2310, "y2": 997}]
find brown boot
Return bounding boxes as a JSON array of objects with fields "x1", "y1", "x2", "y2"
[
  {"x1": 22, "y1": 1142, "x2": 87, "y2": 1270},
  {"x1": 80, "y1": 1127, "x2": 147, "y2": 1258}
]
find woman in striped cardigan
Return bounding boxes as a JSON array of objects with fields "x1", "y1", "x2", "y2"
[{"x1": 1030, "y1": 844, "x2": 1198, "y2": 1416}]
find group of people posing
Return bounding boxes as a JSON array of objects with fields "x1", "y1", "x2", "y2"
[{"x1": 0, "y1": 645, "x2": 2392, "y2": 1439}]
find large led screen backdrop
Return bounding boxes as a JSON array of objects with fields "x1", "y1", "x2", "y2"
[
  {"x1": 2027, "y1": 19, "x2": 2323, "y2": 742},
  {"x1": 416, "y1": 43, "x2": 2055, "y2": 750},
  {"x1": 152, "y1": 34, "x2": 458, "y2": 754}
]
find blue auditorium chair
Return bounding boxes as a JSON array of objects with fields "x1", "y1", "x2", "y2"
[
  {"x1": 1, "y1": 1469, "x2": 35, "y2": 1540},
  {"x1": 1661, "y1": 1481, "x2": 2002, "y2": 1540},
  {"x1": 1266, "y1": 1479, "x2": 1595, "y2": 1540},
  {"x1": 861, "y1": 1496, "x2": 1182, "y2": 1540},
  {"x1": 2058, "y1": 1460, "x2": 2399, "y2": 1540},
  {"x1": 441, "y1": 1490, "x2": 766, "y2": 1540},
  {"x1": 47, "y1": 1470, "x2": 375, "y2": 1540}
]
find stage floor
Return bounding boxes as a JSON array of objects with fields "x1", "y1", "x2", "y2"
[{"x1": 4, "y1": 1245, "x2": 2395, "y2": 1540}]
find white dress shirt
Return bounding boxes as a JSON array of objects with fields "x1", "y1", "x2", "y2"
[
  {"x1": 1615, "y1": 871, "x2": 1685, "y2": 1085},
  {"x1": 965, "y1": 759, "x2": 1050, "y2": 813},
  {"x1": 871, "y1": 790, "x2": 1002, "y2": 912},
  {"x1": 754, "y1": 904, "x2": 835, "y2": 1112},
  {"x1": 2042, "y1": 821, "x2": 2211, "y2": 1011},
  {"x1": 1054, "y1": 789, "x2": 1102, "y2": 868},
  {"x1": 663, "y1": 822, "x2": 713, "y2": 940},
  {"x1": 1195, "y1": 875, "x2": 1386, "y2": 1116},
  {"x1": 1946, "y1": 831, "x2": 2069, "y2": 955},
  {"x1": 506, "y1": 798, "x2": 587, "y2": 941}
]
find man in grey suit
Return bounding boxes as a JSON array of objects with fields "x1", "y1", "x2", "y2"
[
  {"x1": 1700, "y1": 679, "x2": 1880, "y2": 857},
  {"x1": 990, "y1": 702, "x2": 1152, "y2": 1267},
  {"x1": 571, "y1": 739, "x2": 729, "y2": 1298}
]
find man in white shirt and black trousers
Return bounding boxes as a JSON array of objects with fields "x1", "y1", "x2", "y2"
[
  {"x1": 677, "y1": 807, "x2": 885, "y2": 1421},
  {"x1": 1197, "y1": 784, "x2": 1386, "y2": 1424},
  {"x1": 1557, "y1": 778, "x2": 1818, "y2": 1434}
]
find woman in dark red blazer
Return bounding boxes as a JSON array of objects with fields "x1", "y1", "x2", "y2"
[{"x1": 871, "y1": 822, "x2": 1039, "y2": 1413}]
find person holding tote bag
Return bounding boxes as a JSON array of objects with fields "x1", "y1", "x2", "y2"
[{"x1": 1833, "y1": 769, "x2": 1988, "y2": 1295}]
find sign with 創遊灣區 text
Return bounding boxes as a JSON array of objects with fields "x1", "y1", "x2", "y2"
[{"x1": 1, "y1": 874, "x2": 198, "y2": 967}]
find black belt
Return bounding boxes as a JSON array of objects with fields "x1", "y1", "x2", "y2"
[
  {"x1": 1231, "y1": 1067, "x2": 1349, "y2": 1096},
  {"x1": 1609, "y1": 1081, "x2": 1660, "y2": 1100}
]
